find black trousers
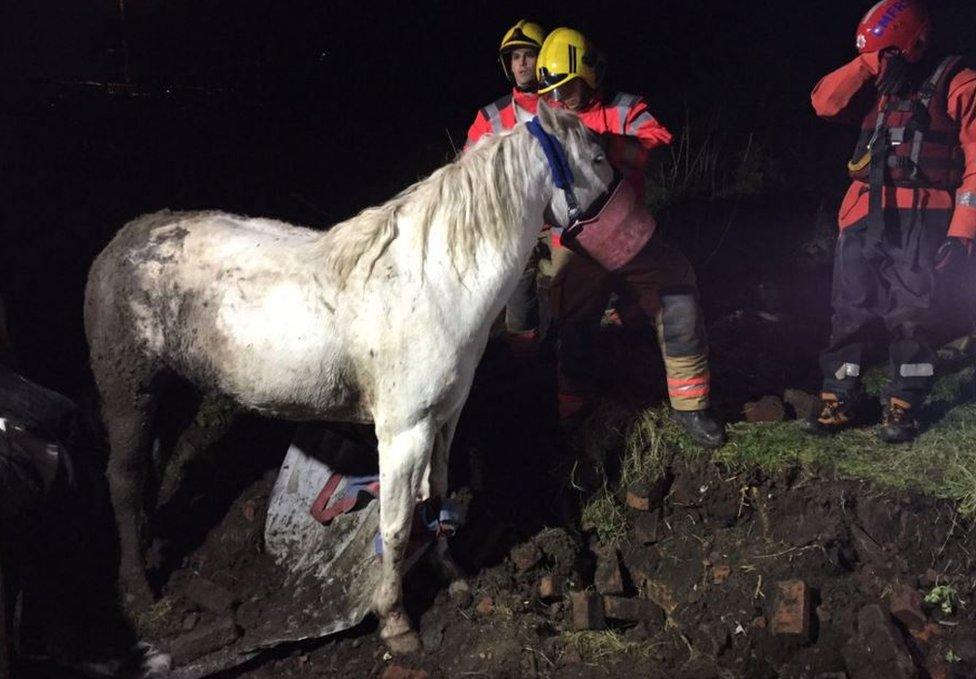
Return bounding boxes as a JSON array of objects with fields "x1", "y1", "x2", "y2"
[{"x1": 821, "y1": 207, "x2": 958, "y2": 408}]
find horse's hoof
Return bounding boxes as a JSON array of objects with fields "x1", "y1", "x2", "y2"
[{"x1": 383, "y1": 629, "x2": 422, "y2": 655}]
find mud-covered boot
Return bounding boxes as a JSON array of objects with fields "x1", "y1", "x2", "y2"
[
  {"x1": 879, "y1": 397, "x2": 918, "y2": 444},
  {"x1": 672, "y1": 409, "x2": 727, "y2": 449},
  {"x1": 800, "y1": 393, "x2": 854, "y2": 436}
]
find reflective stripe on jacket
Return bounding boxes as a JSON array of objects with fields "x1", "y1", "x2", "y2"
[{"x1": 465, "y1": 89, "x2": 539, "y2": 149}]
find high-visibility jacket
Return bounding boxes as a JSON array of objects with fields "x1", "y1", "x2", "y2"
[
  {"x1": 573, "y1": 91, "x2": 673, "y2": 174},
  {"x1": 465, "y1": 89, "x2": 539, "y2": 148},
  {"x1": 812, "y1": 52, "x2": 976, "y2": 239}
]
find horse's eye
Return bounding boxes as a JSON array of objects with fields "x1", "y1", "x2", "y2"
[{"x1": 594, "y1": 154, "x2": 605, "y2": 164}]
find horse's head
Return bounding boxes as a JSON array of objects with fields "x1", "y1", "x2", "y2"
[{"x1": 533, "y1": 100, "x2": 615, "y2": 229}]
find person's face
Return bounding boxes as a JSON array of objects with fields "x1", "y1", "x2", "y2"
[
  {"x1": 510, "y1": 48, "x2": 538, "y2": 89},
  {"x1": 545, "y1": 78, "x2": 589, "y2": 112}
]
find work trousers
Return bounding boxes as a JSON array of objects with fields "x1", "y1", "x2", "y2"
[
  {"x1": 549, "y1": 231, "x2": 711, "y2": 411},
  {"x1": 821, "y1": 207, "x2": 965, "y2": 407}
]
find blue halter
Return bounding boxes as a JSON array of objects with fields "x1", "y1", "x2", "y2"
[{"x1": 525, "y1": 117, "x2": 582, "y2": 224}]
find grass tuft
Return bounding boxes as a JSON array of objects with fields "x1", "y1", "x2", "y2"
[{"x1": 564, "y1": 630, "x2": 662, "y2": 663}]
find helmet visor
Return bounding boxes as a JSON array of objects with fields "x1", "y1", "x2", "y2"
[{"x1": 537, "y1": 67, "x2": 570, "y2": 94}]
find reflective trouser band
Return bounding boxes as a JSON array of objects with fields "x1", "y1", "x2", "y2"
[
  {"x1": 899, "y1": 363, "x2": 934, "y2": 378},
  {"x1": 833, "y1": 363, "x2": 861, "y2": 380},
  {"x1": 667, "y1": 374, "x2": 710, "y2": 399}
]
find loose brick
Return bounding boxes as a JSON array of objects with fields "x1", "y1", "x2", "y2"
[
  {"x1": 712, "y1": 565, "x2": 731, "y2": 585},
  {"x1": 889, "y1": 582, "x2": 925, "y2": 631},
  {"x1": 603, "y1": 596, "x2": 665, "y2": 625},
  {"x1": 570, "y1": 592, "x2": 606, "y2": 631},
  {"x1": 843, "y1": 604, "x2": 915, "y2": 679},
  {"x1": 770, "y1": 580, "x2": 811, "y2": 641},
  {"x1": 184, "y1": 577, "x2": 237, "y2": 613},
  {"x1": 168, "y1": 616, "x2": 240, "y2": 665},
  {"x1": 626, "y1": 486, "x2": 651, "y2": 511},
  {"x1": 594, "y1": 549, "x2": 625, "y2": 596},
  {"x1": 633, "y1": 510, "x2": 661, "y2": 545},
  {"x1": 538, "y1": 576, "x2": 566, "y2": 601}
]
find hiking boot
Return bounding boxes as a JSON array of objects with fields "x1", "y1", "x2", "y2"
[
  {"x1": 672, "y1": 409, "x2": 727, "y2": 449},
  {"x1": 879, "y1": 397, "x2": 918, "y2": 444},
  {"x1": 800, "y1": 393, "x2": 853, "y2": 436}
]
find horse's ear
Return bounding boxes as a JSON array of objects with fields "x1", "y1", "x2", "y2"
[{"x1": 536, "y1": 98, "x2": 560, "y2": 135}]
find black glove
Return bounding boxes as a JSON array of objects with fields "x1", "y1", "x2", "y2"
[
  {"x1": 935, "y1": 237, "x2": 975, "y2": 272},
  {"x1": 876, "y1": 49, "x2": 911, "y2": 96}
]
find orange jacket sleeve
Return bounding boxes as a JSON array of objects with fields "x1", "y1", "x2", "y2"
[
  {"x1": 811, "y1": 52, "x2": 881, "y2": 121},
  {"x1": 947, "y1": 67, "x2": 976, "y2": 240},
  {"x1": 464, "y1": 111, "x2": 492, "y2": 151},
  {"x1": 607, "y1": 98, "x2": 673, "y2": 171}
]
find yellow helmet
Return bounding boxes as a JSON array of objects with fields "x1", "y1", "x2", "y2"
[
  {"x1": 536, "y1": 27, "x2": 604, "y2": 95},
  {"x1": 499, "y1": 20, "x2": 546, "y2": 83}
]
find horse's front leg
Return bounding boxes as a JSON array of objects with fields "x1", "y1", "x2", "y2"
[{"x1": 373, "y1": 419, "x2": 435, "y2": 654}]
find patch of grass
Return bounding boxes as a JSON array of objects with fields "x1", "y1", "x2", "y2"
[
  {"x1": 580, "y1": 481, "x2": 629, "y2": 547},
  {"x1": 564, "y1": 630, "x2": 661, "y2": 663}
]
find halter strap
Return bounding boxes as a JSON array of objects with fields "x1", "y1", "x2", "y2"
[{"x1": 525, "y1": 117, "x2": 582, "y2": 223}]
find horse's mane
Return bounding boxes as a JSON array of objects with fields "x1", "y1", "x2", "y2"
[{"x1": 323, "y1": 124, "x2": 541, "y2": 285}]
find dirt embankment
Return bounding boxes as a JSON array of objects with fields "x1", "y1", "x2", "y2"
[{"x1": 140, "y1": 449, "x2": 976, "y2": 679}]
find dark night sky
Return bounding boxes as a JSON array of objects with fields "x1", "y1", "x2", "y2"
[{"x1": 1, "y1": 1, "x2": 974, "y2": 393}]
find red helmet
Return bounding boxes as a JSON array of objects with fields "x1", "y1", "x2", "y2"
[{"x1": 855, "y1": 0, "x2": 931, "y2": 59}]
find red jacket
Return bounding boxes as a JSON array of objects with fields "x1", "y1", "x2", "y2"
[
  {"x1": 812, "y1": 52, "x2": 976, "y2": 239},
  {"x1": 465, "y1": 89, "x2": 539, "y2": 149}
]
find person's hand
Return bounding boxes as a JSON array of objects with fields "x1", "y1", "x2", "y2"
[
  {"x1": 876, "y1": 47, "x2": 910, "y2": 96},
  {"x1": 935, "y1": 236, "x2": 975, "y2": 272}
]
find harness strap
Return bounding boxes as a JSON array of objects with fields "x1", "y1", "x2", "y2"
[
  {"x1": 907, "y1": 56, "x2": 958, "y2": 183},
  {"x1": 525, "y1": 117, "x2": 581, "y2": 222},
  {"x1": 310, "y1": 473, "x2": 381, "y2": 525},
  {"x1": 864, "y1": 96, "x2": 891, "y2": 255}
]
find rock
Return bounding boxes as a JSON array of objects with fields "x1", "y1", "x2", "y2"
[
  {"x1": 382, "y1": 667, "x2": 429, "y2": 679},
  {"x1": 743, "y1": 396, "x2": 786, "y2": 423},
  {"x1": 842, "y1": 604, "x2": 916, "y2": 679},
  {"x1": 510, "y1": 543, "x2": 543, "y2": 573},
  {"x1": 538, "y1": 576, "x2": 566, "y2": 601},
  {"x1": 181, "y1": 612, "x2": 200, "y2": 632},
  {"x1": 633, "y1": 509, "x2": 661, "y2": 545},
  {"x1": 475, "y1": 597, "x2": 494, "y2": 616},
  {"x1": 783, "y1": 389, "x2": 822, "y2": 421},
  {"x1": 241, "y1": 499, "x2": 258, "y2": 523},
  {"x1": 889, "y1": 582, "x2": 925, "y2": 631},
  {"x1": 603, "y1": 596, "x2": 665, "y2": 625},
  {"x1": 167, "y1": 616, "x2": 240, "y2": 665},
  {"x1": 184, "y1": 577, "x2": 237, "y2": 614},
  {"x1": 770, "y1": 580, "x2": 811, "y2": 643},
  {"x1": 448, "y1": 579, "x2": 473, "y2": 608},
  {"x1": 594, "y1": 548, "x2": 625, "y2": 596},
  {"x1": 909, "y1": 622, "x2": 941, "y2": 643},
  {"x1": 712, "y1": 565, "x2": 731, "y2": 585},
  {"x1": 569, "y1": 592, "x2": 606, "y2": 631}
]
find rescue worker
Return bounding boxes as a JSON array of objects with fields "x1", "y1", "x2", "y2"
[
  {"x1": 466, "y1": 20, "x2": 548, "y2": 348},
  {"x1": 805, "y1": 0, "x2": 976, "y2": 443},
  {"x1": 536, "y1": 27, "x2": 726, "y2": 448}
]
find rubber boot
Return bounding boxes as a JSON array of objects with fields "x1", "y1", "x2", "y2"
[{"x1": 672, "y1": 409, "x2": 727, "y2": 449}]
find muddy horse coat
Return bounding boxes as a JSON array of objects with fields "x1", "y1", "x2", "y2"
[{"x1": 84, "y1": 102, "x2": 612, "y2": 656}]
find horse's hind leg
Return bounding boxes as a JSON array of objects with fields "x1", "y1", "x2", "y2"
[
  {"x1": 373, "y1": 419, "x2": 436, "y2": 653},
  {"x1": 98, "y1": 370, "x2": 160, "y2": 617}
]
